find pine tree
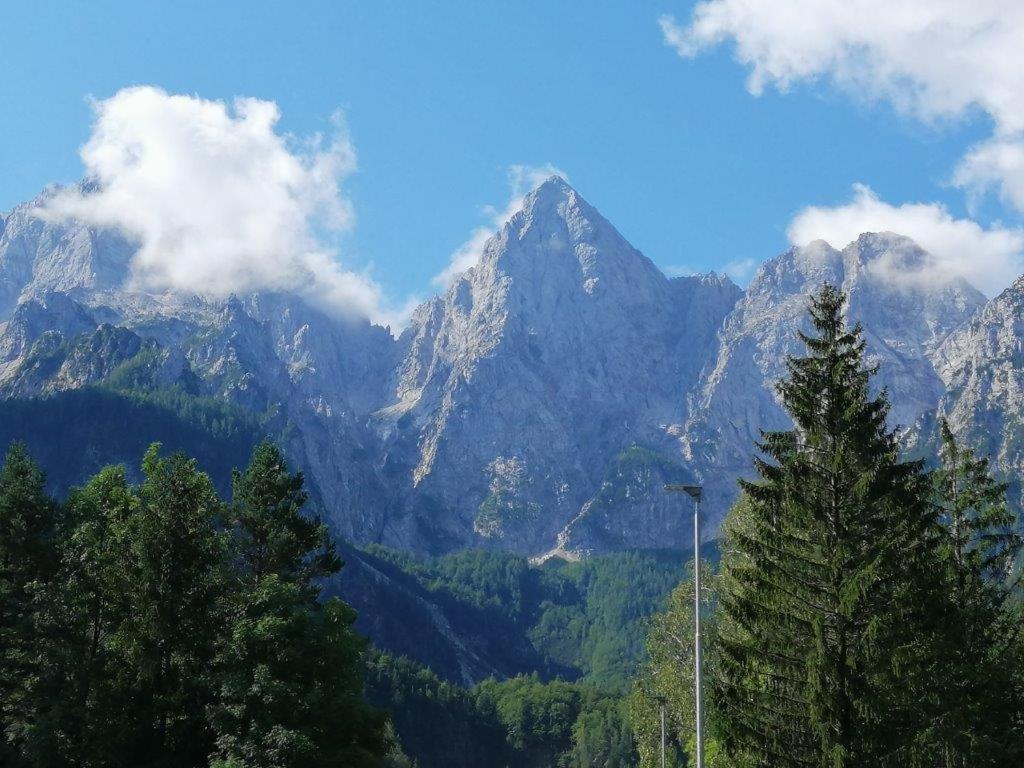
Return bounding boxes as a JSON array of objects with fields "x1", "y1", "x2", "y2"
[
  {"x1": 228, "y1": 440, "x2": 339, "y2": 586},
  {"x1": 713, "y1": 285, "x2": 940, "y2": 767},
  {"x1": 209, "y1": 440, "x2": 388, "y2": 768},
  {"x1": 51, "y1": 466, "x2": 140, "y2": 767},
  {"x1": 920, "y1": 421, "x2": 1024, "y2": 765},
  {"x1": 0, "y1": 443, "x2": 60, "y2": 765},
  {"x1": 111, "y1": 444, "x2": 229, "y2": 767},
  {"x1": 934, "y1": 419, "x2": 1021, "y2": 593}
]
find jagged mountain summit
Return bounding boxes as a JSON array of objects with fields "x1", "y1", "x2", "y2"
[
  {"x1": 930, "y1": 275, "x2": 1024, "y2": 507},
  {"x1": 0, "y1": 176, "x2": 1011, "y2": 558},
  {"x1": 682, "y1": 233, "x2": 987, "y2": 530},
  {"x1": 376, "y1": 177, "x2": 742, "y2": 553}
]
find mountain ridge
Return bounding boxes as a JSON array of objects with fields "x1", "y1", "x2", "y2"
[{"x1": 0, "y1": 176, "x2": 1016, "y2": 558}]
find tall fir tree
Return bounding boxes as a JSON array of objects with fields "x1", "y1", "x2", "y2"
[
  {"x1": 0, "y1": 443, "x2": 60, "y2": 765},
  {"x1": 227, "y1": 440, "x2": 339, "y2": 586},
  {"x1": 209, "y1": 440, "x2": 388, "y2": 768},
  {"x1": 713, "y1": 285, "x2": 942, "y2": 767},
  {"x1": 112, "y1": 444, "x2": 229, "y2": 767},
  {"x1": 920, "y1": 421, "x2": 1024, "y2": 765}
]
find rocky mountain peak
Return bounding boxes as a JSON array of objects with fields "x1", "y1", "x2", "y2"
[
  {"x1": 469, "y1": 177, "x2": 665, "y2": 299},
  {"x1": 2, "y1": 177, "x2": 1016, "y2": 560},
  {"x1": 376, "y1": 178, "x2": 743, "y2": 552},
  {"x1": 683, "y1": 232, "x2": 987, "y2": 531}
]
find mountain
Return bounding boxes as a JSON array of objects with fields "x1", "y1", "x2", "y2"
[
  {"x1": 376, "y1": 177, "x2": 741, "y2": 553},
  {"x1": 681, "y1": 233, "x2": 987, "y2": 530},
  {"x1": 930, "y1": 275, "x2": 1024, "y2": 506},
  {"x1": 0, "y1": 177, "x2": 1010, "y2": 560},
  {"x1": 0, "y1": 193, "x2": 400, "y2": 540}
]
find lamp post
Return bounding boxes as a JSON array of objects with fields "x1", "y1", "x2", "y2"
[
  {"x1": 665, "y1": 483, "x2": 703, "y2": 768},
  {"x1": 638, "y1": 678, "x2": 667, "y2": 768},
  {"x1": 660, "y1": 699, "x2": 667, "y2": 768}
]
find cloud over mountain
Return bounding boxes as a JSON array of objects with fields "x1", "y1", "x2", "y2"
[
  {"x1": 787, "y1": 184, "x2": 1024, "y2": 295},
  {"x1": 37, "y1": 86, "x2": 403, "y2": 326},
  {"x1": 433, "y1": 164, "x2": 568, "y2": 288}
]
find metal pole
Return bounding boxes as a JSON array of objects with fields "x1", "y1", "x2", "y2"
[
  {"x1": 693, "y1": 494, "x2": 704, "y2": 768},
  {"x1": 660, "y1": 701, "x2": 666, "y2": 768},
  {"x1": 663, "y1": 484, "x2": 704, "y2": 768}
]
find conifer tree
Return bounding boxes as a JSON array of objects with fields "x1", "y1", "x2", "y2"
[
  {"x1": 921, "y1": 421, "x2": 1024, "y2": 765},
  {"x1": 713, "y1": 285, "x2": 940, "y2": 767},
  {"x1": 209, "y1": 440, "x2": 387, "y2": 768},
  {"x1": 228, "y1": 440, "x2": 339, "y2": 586},
  {"x1": 0, "y1": 443, "x2": 59, "y2": 765},
  {"x1": 934, "y1": 419, "x2": 1021, "y2": 592},
  {"x1": 52, "y1": 466, "x2": 140, "y2": 767},
  {"x1": 112, "y1": 444, "x2": 229, "y2": 767}
]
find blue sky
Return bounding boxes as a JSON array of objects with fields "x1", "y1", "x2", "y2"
[{"x1": 2, "y1": 1, "x2": 1021, "y2": 317}]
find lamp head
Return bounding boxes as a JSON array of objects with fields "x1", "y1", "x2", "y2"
[{"x1": 665, "y1": 483, "x2": 702, "y2": 501}]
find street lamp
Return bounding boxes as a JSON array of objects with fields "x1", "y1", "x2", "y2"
[{"x1": 665, "y1": 483, "x2": 704, "y2": 768}]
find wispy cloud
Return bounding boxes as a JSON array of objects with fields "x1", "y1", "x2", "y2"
[
  {"x1": 788, "y1": 184, "x2": 1024, "y2": 294},
  {"x1": 433, "y1": 164, "x2": 568, "y2": 289},
  {"x1": 663, "y1": 264, "x2": 697, "y2": 278},
  {"x1": 723, "y1": 257, "x2": 758, "y2": 284},
  {"x1": 660, "y1": 1, "x2": 1024, "y2": 214},
  {"x1": 37, "y1": 86, "x2": 409, "y2": 328}
]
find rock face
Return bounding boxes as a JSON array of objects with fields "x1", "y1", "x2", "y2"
[
  {"x1": 0, "y1": 187, "x2": 133, "y2": 318},
  {"x1": 0, "y1": 178, "x2": 1011, "y2": 557},
  {"x1": 376, "y1": 178, "x2": 742, "y2": 552},
  {"x1": 930, "y1": 276, "x2": 1024, "y2": 506},
  {"x1": 682, "y1": 234, "x2": 986, "y2": 529}
]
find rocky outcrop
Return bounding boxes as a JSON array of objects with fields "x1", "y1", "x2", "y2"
[
  {"x1": 681, "y1": 233, "x2": 986, "y2": 530},
  {"x1": 929, "y1": 276, "x2": 1024, "y2": 505},
  {"x1": 0, "y1": 178, "x2": 1010, "y2": 557},
  {"x1": 374, "y1": 177, "x2": 741, "y2": 552}
]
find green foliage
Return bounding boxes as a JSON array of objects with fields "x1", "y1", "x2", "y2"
[
  {"x1": 568, "y1": 694, "x2": 635, "y2": 768},
  {"x1": 0, "y1": 441, "x2": 388, "y2": 768},
  {"x1": 713, "y1": 286, "x2": 945, "y2": 767},
  {"x1": 0, "y1": 387, "x2": 265, "y2": 497},
  {"x1": 210, "y1": 440, "x2": 386, "y2": 768},
  {"x1": 363, "y1": 544, "x2": 699, "y2": 690},
  {"x1": 584, "y1": 444, "x2": 689, "y2": 511},
  {"x1": 0, "y1": 443, "x2": 61, "y2": 766},
  {"x1": 365, "y1": 654, "x2": 514, "y2": 767},
  {"x1": 227, "y1": 441, "x2": 338, "y2": 585},
  {"x1": 631, "y1": 563, "x2": 724, "y2": 768},
  {"x1": 915, "y1": 422, "x2": 1024, "y2": 764},
  {"x1": 367, "y1": 655, "x2": 636, "y2": 768}
]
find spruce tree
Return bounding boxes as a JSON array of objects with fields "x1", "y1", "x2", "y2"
[
  {"x1": 921, "y1": 421, "x2": 1024, "y2": 765},
  {"x1": 0, "y1": 443, "x2": 60, "y2": 765},
  {"x1": 713, "y1": 285, "x2": 940, "y2": 767},
  {"x1": 228, "y1": 440, "x2": 339, "y2": 586},
  {"x1": 113, "y1": 444, "x2": 229, "y2": 767},
  {"x1": 209, "y1": 440, "x2": 387, "y2": 768}
]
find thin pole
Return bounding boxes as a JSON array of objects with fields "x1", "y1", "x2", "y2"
[
  {"x1": 694, "y1": 494, "x2": 704, "y2": 768},
  {"x1": 660, "y1": 701, "x2": 666, "y2": 768}
]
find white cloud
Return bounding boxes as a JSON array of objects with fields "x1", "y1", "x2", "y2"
[
  {"x1": 787, "y1": 184, "x2": 1024, "y2": 295},
  {"x1": 664, "y1": 264, "x2": 697, "y2": 278},
  {"x1": 433, "y1": 164, "x2": 568, "y2": 288},
  {"x1": 660, "y1": 1, "x2": 1024, "y2": 212},
  {"x1": 37, "y1": 86, "x2": 407, "y2": 327},
  {"x1": 723, "y1": 257, "x2": 758, "y2": 284},
  {"x1": 954, "y1": 137, "x2": 1024, "y2": 213}
]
